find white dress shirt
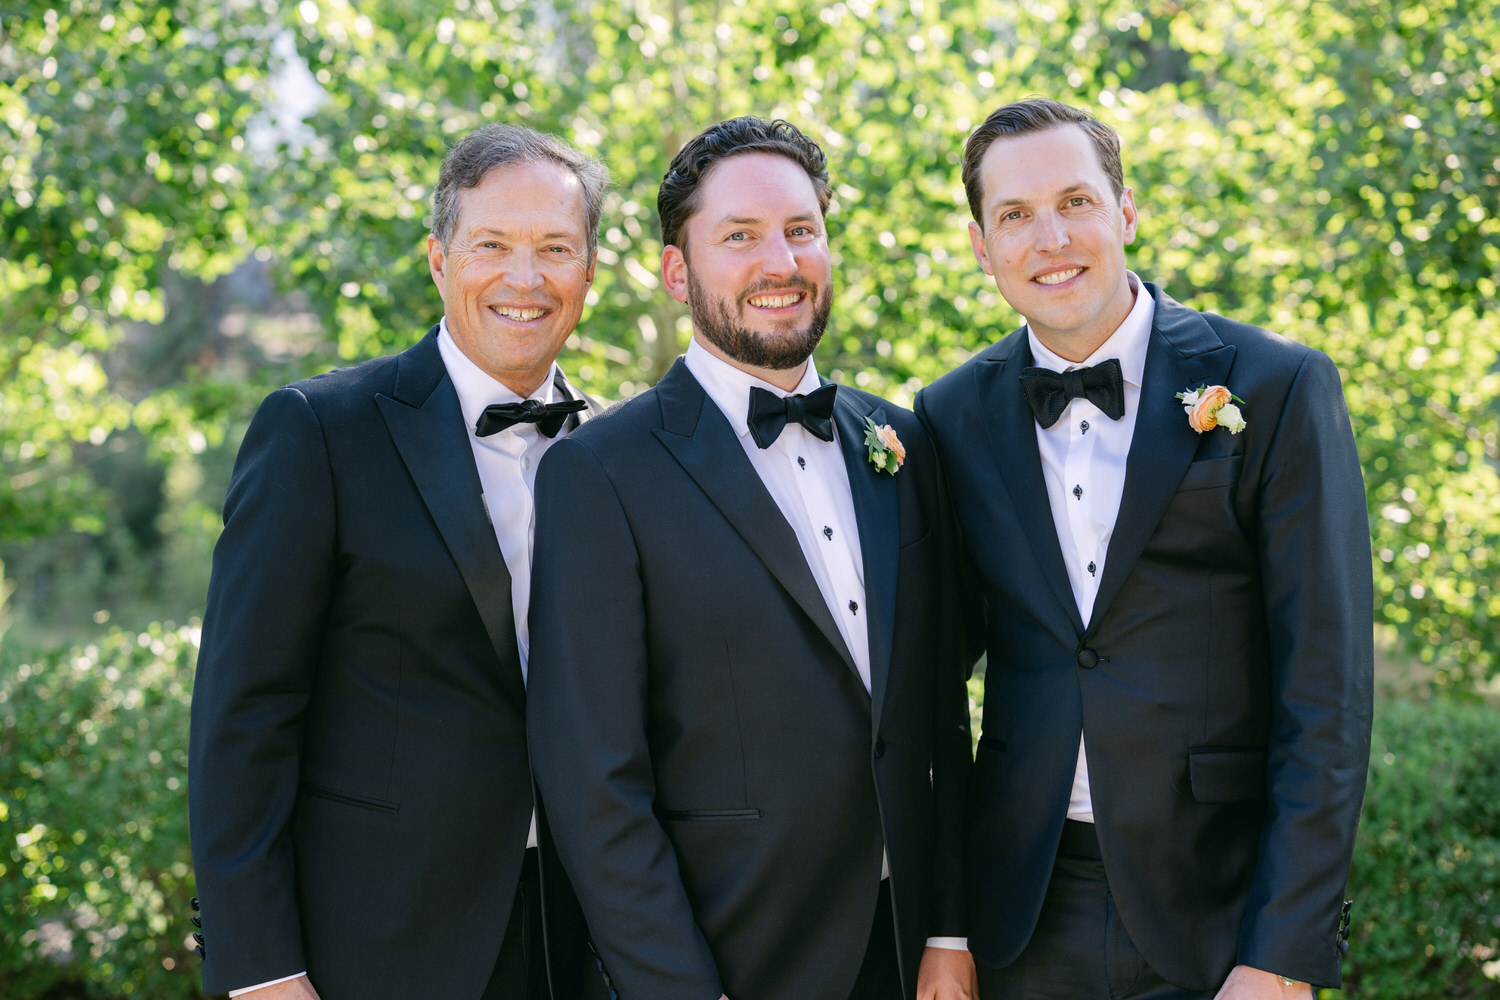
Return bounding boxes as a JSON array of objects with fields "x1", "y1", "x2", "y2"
[
  {"x1": 1026, "y1": 273, "x2": 1154, "y2": 823},
  {"x1": 684, "y1": 339, "x2": 872, "y2": 692},
  {"x1": 230, "y1": 321, "x2": 573, "y2": 997}
]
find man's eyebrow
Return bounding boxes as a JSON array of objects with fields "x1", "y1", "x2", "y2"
[
  {"x1": 992, "y1": 182, "x2": 1096, "y2": 208},
  {"x1": 469, "y1": 226, "x2": 582, "y2": 241},
  {"x1": 712, "y1": 212, "x2": 820, "y2": 226}
]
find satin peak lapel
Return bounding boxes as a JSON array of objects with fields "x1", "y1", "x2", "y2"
[
  {"x1": 651, "y1": 361, "x2": 857, "y2": 676},
  {"x1": 553, "y1": 367, "x2": 602, "y2": 429},
  {"x1": 977, "y1": 336, "x2": 1086, "y2": 635},
  {"x1": 377, "y1": 330, "x2": 524, "y2": 702},
  {"x1": 833, "y1": 391, "x2": 897, "y2": 713},
  {"x1": 1090, "y1": 286, "x2": 1237, "y2": 628}
]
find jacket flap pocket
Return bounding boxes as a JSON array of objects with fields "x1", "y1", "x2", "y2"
[
  {"x1": 301, "y1": 782, "x2": 400, "y2": 814},
  {"x1": 1187, "y1": 747, "x2": 1266, "y2": 803},
  {"x1": 659, "y1": 808, "x2": 762, "y2": 822}
]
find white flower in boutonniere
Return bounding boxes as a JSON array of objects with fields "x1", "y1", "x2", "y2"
[
  {"x1": 1176, "y1": 384, "x2": 1247, "y2": 435},
  {"x1": 863, "y1": 416, "x2": 906, "y2": 475}
]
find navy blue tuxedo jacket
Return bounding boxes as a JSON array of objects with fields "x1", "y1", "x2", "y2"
[
  {"x1": 527, "y1": 359, "x2": 971, "y2": 1000},
  {"x1": 189, "y1": 328, "x2": 601, "y2": 999},
  {"x1": 915, "y1": 284, "x2": 1372, "y2": 990}
]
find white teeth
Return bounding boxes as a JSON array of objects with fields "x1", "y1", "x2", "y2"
[
  {"x1": 748, "y1": 293, "x2": 802, "y2": 309},
  {"x1": 495, "y1": 307, "x2": 545, "y2": 321},
  {"x1": 1035, "y1": 268, "x2": 1082, "y2": 286}
]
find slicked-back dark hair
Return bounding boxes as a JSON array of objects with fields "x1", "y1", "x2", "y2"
[
  {"x1": 962, "y1": 97, "x2": 1123, "y2": 230},
  {"x1": 657, "y1": 116, "x2": 831, "y2": 250},
  {"x1": 431, "y1": 123, "x2": 609, "y2": 258}
]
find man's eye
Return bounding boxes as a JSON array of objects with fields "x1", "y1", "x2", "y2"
[{"x1": 727, "y1": 232, "x2": 748, "y2": 241}]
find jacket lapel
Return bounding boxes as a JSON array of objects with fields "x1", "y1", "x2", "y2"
[
  {"x1": 1089, "y1": 285, "x2": 1237, "y2": 631},
  {"x1": 377, "y1": 327, "x2": 524, "y2": 702},
  {"x1": 976, "y1": 333, "x2": 1086, "y2": 635},
  {"x1": 651, "y1": 360, "x2": 858, "y2": 679},
  {"x1": 556, "y1": 367, "x2": 604, "y2": 428},
  {"x1": 832, "y1": 390, "x2": 898, "y2": 716}
]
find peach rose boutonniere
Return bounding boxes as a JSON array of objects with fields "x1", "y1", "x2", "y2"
[
  {"x1": 1176, "y1": 384, "x2": 1246, "y2": 435},
  {"x1": 864, "y1": 416, "x2": 906, "y2": 475}
]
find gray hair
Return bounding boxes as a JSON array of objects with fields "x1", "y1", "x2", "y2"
[{"x1": 430, "y1": 123, "x2": 610, "y2": 259}]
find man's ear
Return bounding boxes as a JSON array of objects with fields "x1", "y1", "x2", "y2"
[
  {"x1": 968, "y1": 220, "x2": 995, "y2": 277},
  {"x1": 427, "y1": 234, "x2": 448, "y2": 298},
  {"x1": 1120, "y1": 186, "x2": 1139, "y2": 246},
  {"x1": 661, "y1": 244, "x2": 690, "y2": 304}
]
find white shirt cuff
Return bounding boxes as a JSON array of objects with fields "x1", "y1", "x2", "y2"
[
  {"x1": 925, "y1": 937, "x2": 968, "y2": 950},
  {"x1": 229, "y1": 972, "x2": 307, "y2": 996}
]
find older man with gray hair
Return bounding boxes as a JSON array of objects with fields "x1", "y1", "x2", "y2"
[{"x1": 189, "y1": 123, "x2": 611, "y2": 1000}]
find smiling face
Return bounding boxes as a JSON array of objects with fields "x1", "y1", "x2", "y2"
[
  {"x1": 968, "y1": 124, "x2": 1139, "y2": 361},
  {"x1": 661, "y1": 152, "x2": 832, "y2": 389},
  {"x1": 427, "y1": 159, "x2": 594, "y2": 396}
]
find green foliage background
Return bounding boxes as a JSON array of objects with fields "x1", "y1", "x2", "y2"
[
  {"x1": 1350, "y1": 697, "x2": 1500, "y2": 997},
  {"x1": 1, "y1": 625, "x2": 198, "y2": 998},
  {"x1": 2, "y1": 0, "x2": 1498, "y2": 996}
]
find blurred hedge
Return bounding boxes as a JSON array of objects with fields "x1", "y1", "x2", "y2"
[
  {"x1": 2, "y1": 631, "x2": 1497, "y2": 997},
  {"x1": 1, "y1": 624, "x2": 201, "y2": 999},
  {"x1": 1341, "y1": 697, "x2": 1500, "y2": 997}
]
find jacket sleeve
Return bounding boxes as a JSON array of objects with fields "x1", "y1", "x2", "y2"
[
  {"x1": 188, "y1": 387, "x2": 335, "y2": 994},
  {"x1": 527, "y1": 436, "x2": 725, "y2": 1000},
  {"x1": 916, "y1": 412, "x2": 975, "y2": 940},
  {"x1": 1236, "y1": 349, "x2": 1373, "y2": 986}
]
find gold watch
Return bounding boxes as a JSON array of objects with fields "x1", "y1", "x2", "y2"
[{"x1": 1277, "y1": 975, "x2": 1299, "y2": 987}]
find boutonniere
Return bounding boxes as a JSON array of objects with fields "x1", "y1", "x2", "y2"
[
  {"x1": 863, "y1": 416, "x2": 906, "y2": 475},
  {"x1": 1176, "y1": 384, "x2": 1247, "y2": 434}
]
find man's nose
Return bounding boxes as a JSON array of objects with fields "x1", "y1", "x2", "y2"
[
  {"x1": 1035, "y1": 211, "x2": 1071, "y2": 253},
  {"x1": 503, "y1": 253, "x2": 545, "y2": 290},
  {"x1": 756, "y1": 233, "x2": 798, "y2": 277}
]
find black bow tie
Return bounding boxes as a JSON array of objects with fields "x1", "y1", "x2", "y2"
[
  {"x1": 746, "y1": 384, "x2": 838, "y2": 449},
  {"x1": 474, "y1": 397, "x2": 586, "y2": 438},
  {"x1": 1019, "y1": 359, "x2": 1126, "y2": 429}
]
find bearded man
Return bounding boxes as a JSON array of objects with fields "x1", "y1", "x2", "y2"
[{"x1": 526, "y1": 116, "x2": 976, "y2": 1000}]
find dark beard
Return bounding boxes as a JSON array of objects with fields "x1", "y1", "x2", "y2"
[{"x1": 687, "y1": 270, "x2": 831, "y2": 372}]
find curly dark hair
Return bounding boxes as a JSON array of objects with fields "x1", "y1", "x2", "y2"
[{"x1": 657, "y1": 116, "x2": 831, "y2": 250}]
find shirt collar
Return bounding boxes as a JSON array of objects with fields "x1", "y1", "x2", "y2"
[
  {"x1": 437, "y1": 316, "x2": 565, "y2": 436},
  {"x1": 1025, "y1": 271, "x2": 1155, "y2": 388},
  {"x1": 683, "y1": 337, "x2": 823, "y2": 441}
]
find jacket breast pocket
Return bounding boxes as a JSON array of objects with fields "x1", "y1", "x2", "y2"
[
  {"x1": 1176, "y1": 455, "x2": 1242, "y2": 493},
  {"x1": 1187, "y1": 747, "x2": 1267, "y2": 803},
  {"x1": 897, "y1": 527, "x2": 932, "y2": 559}
]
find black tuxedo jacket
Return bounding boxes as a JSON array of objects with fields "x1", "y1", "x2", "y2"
[
  {"x1": 526, "y1": 359, "x2": 971, "y2": 1000},
  {"x1": 189, "y1": 327, "x2": 601, "y2": 999},
  {"x1": 915, "y1": 284, "x2": 1373, "y2": 990}
]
